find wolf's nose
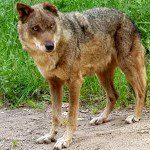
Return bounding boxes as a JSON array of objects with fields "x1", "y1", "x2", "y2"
[{"x1": 45, "y1": 42, "x2": 54, "y2": 51}]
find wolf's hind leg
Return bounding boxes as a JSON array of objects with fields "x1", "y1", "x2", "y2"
[
  {"x1": 119, "y1": 36, "x2": 147, "y2": 124},
  {"x1": 90, "y1": 59, "x2": 118, "y2": 125}
]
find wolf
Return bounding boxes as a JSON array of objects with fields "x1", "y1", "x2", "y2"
[{"x1": 16, "y1": 2, "x2": 147, "y2": 149}]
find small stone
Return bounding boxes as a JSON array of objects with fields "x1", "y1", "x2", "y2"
[
  {"x1": 62, "y1": 112, "x2": 68, "y2": 116},
  {"x1": 77, "y1": 118, "x2": 84, "y2": 121},
  {"x1": 62, "y1": 103, "x2": 69, "y2": 108}
]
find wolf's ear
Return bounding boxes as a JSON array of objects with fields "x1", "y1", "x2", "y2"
[
  {"x1": 16, "y1": 3, "x2": 34, "y2": 23},
  {"x1": 43, "y1": 2, "x2": 58, "y2": 16}
]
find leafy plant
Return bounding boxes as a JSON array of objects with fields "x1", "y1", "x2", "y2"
[{"x1": 11, "y1": 139, "x2": 17, "y2": 147}]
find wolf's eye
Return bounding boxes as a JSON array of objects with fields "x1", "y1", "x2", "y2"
[
  {"x1": 50, "y1": 24, "x2": 54, "y2": 28},
  {"x1": 32, "y1": 26, "x2": 39, "y2": 31},
  {"x1": 49, "y1": 23, "x2": 56, "y2": 29}
]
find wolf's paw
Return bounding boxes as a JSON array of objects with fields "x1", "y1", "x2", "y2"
[
  {"x1": 53, "y1": 137, "x2": 72, "y2": 150},
  {"x1": 90, "y1": 117, "x2": 106, "y2": 125},
  {"x1": 125, "y1": 115, "x2": 140, "y2": 124},
  {"x1": 36, "y1": 134, "x2": 56, "y2": 144}
]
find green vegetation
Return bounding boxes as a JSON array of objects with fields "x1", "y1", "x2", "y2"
[
  {"x1": 22, "y1": 99, "x2": 47, "y2": 111},
  {"x1": 91, "y1": 106, "x2": 99, "y2": 114},
  {"x1": 62, "y1": 118, "x2": 68, "y2": 127},
  {"x1": 0, "y1": 0, "x2": 150, "y2": 109},
  {"x1": 0, "y1": 100, "x2": 3, "y2": 108},
  {"x1": 11, "y1": 139, "x2": 17, "y2": 147}
]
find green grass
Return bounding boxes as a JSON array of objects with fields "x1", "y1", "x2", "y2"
[
  {"x1": 0, "y1": 0, "x2": 150, "y2": 109},
  {"x1": 0, "y1": 100, "x2": 3, "y2": 108},
  {"x1": 11, "y1": 139, "x2": 17, "y2": 147},
  {"x1": 22, "y1": 99, "x2": 47, "y2": 111}
]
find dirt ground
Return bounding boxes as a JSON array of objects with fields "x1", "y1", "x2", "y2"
[{"x1": 0, "y1": 106, "x2": 150, "y2": 150}]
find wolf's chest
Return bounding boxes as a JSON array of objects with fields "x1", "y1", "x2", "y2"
[
  {"x1": 31, "y1": 52, "x2": 58, "y2": 78},
  {"x1": 36, "y1": 61, "x2": 55, "y2": 78},
  {"x1": 35, "y1": 57, "x2": 68, "y2": 81}
]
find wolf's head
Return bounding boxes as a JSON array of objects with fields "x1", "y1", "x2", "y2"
[{"x1": 16, "y1": 2, "x2": 61, "y2": 53}]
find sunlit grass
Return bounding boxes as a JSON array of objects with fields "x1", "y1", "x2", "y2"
[{"x1": 0, "y1": 0, "x2": 149, "y2": 108}]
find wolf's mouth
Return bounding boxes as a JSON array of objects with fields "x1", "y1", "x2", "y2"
[{"x1": 45, "y1": 49, "x2": 54, "y2": 53}]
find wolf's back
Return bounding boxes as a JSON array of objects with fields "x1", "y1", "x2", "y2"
[{"x1": 61, "y1": 7, "x2": 138, "y2": 56}]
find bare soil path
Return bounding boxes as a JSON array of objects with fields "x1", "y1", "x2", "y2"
[{"x1": 0, "y1": 106, "x2": 150, "y2": 150}]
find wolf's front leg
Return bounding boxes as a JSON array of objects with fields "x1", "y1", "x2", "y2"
[
  {"x1": 53, "y1": 79, "x2": 83, "y2": 150},
  {"x1": 37, "y1": 78, "x2": 64, "y2": 144}
]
